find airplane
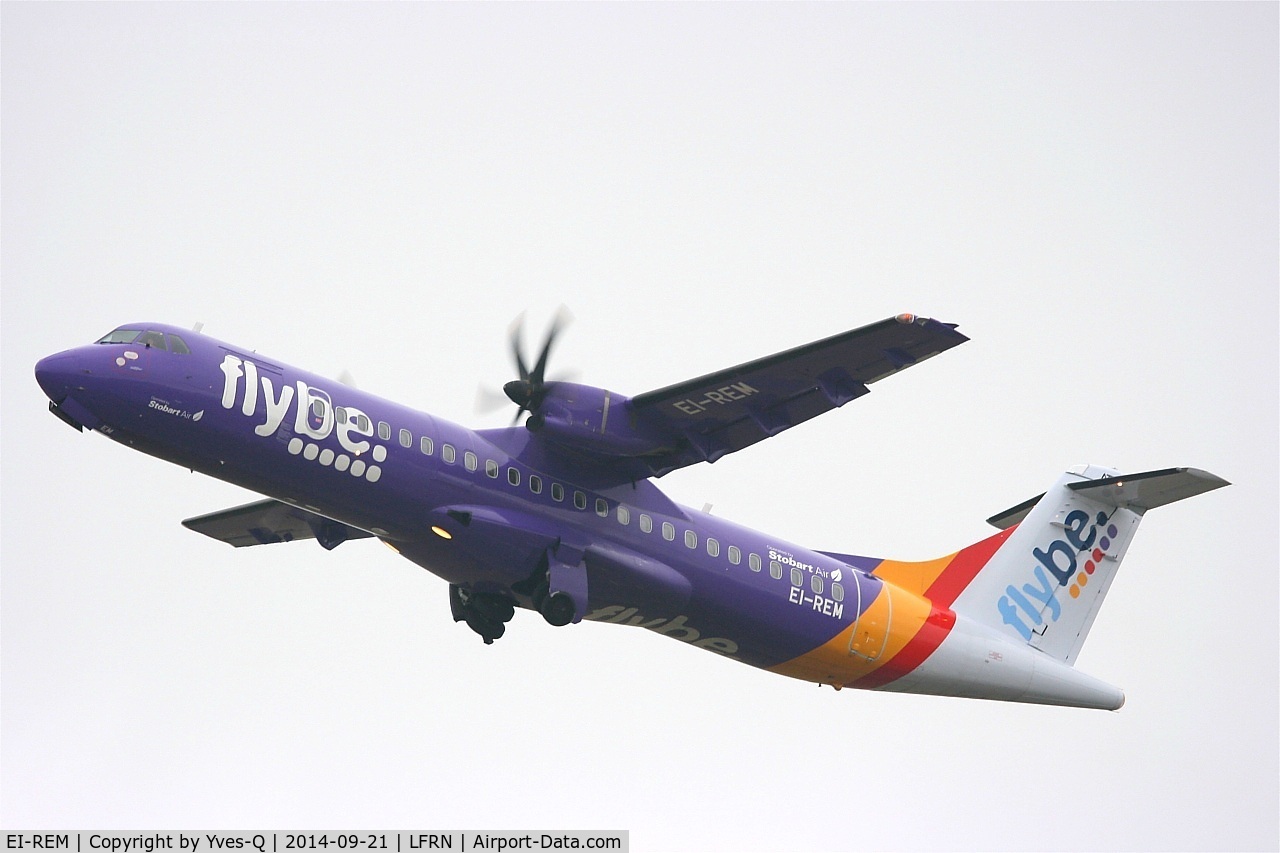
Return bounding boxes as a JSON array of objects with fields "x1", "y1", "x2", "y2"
[{"x1": 34, "y1": 313, "x2": 1228, "y2": 710}]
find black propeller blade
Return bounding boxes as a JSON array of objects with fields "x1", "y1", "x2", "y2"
[{"x1": 501, "y1": 308, "x2": 572, "y2": 424}]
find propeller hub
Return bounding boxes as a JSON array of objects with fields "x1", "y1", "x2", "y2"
[{"x1": 503, "y1": 379, "x2": 533, "y2": 407}]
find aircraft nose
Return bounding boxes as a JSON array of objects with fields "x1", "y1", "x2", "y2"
[
  {"x1": 35, "y1": 351, "x2": 79, "y2": 402},
  {"x1": 36, "y1": 349, "x2": 105, "y2": 431}
]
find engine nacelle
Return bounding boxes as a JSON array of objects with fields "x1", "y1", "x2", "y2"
[{"x1": 528, "y1": 382, "x2": 670, "y2": 459}]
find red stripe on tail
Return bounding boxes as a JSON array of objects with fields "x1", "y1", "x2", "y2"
[
  {"x1": 924, "y1": 526, "x2": 1016, "y2": 608},
  {"x1": 853, "y1": 528, "x2": 1017, "y2": 690}
]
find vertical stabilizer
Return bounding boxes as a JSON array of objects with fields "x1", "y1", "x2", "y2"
[{"x1": 950, "y1": 466, "x2": 1228, "y2": 665}]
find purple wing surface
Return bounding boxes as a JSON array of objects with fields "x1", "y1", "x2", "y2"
[
  {"x1": 492, "y1": 314, "x2": 967, "y2": 486},
  {"x1": 183, "y1": 499, "x2": 374, "y2": 550},
  {"x1": 536, "y1": 314, "x2": 966, "y2": 483},
  {"x1": 626, "y1": 314, "x2": 969, "y2": 474}
]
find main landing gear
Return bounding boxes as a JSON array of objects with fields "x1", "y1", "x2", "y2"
[
  {"x1": 516, "y1": 555, "x2": 585, "y2": 629},
  {"x1": 533, "y1": 583, "x2": 576, "y2": 628},
  {"x1": 450, "y1": 568, "x2": 583, "y2": 644}
]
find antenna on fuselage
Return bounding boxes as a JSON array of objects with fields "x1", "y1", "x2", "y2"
[{"x1": 192, "y1": 322, "x2": 205, "y2": 333}]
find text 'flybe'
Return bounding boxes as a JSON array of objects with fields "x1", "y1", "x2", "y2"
[
  {"x1": 998, "y1": 509, "x2": 1120, "y2": 640},
  {"x1": 218, "y1": 354, "x2": 388, "y2": 483}
]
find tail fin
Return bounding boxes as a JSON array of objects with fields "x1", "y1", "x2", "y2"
[{"x1": 950, "y1": 465, "x2": 1229, "y2": 665}]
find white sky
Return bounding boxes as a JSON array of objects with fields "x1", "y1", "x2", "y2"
[{"x1": 3, "y1": 3, "x2": 1276, "y2": 850}]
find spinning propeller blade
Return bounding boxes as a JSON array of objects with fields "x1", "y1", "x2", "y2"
[{"x1": 500, "y1": 307, "x2": 572, "y2": 423}]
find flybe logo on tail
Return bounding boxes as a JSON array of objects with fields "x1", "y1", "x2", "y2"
[{"x1": 998, "y1": 509, "x2": 1120, "y2": 641}]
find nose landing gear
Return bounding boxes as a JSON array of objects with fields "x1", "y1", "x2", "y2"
[{"x1": 449, "y1": 584, "x2": 516, "y2": 645}]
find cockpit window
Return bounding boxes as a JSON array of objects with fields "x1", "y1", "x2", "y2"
[
  {"x1": 96, "y1": 328, "x2": 190, "y2": 354},
  {"x1": 135, "y1": 331, "x2": 167, "y2": 350},
  {"x1": 97, "y1": 329, "x2": 142, "y2": 344}
]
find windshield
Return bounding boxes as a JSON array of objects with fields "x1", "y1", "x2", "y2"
[
  {"x1": 97, "y1": 329, "x2": 142, "y2": 344},
  {"x1": 95, "y1": 327, "x2": 190, "y2": 353},
  {"x1": 135, "y1": 331, "x2": 167, "y2": 349}
]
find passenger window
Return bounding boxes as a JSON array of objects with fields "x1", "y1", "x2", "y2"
[
  {"x1": 485, "y1": 460, "x2": 499, "y2": 478},
  {"x1": 595, "y1": 498, "x2": 609, "y2": 517},
  {"x1": 749, "y1": 554, "x2": 762, "y2": 572},
  {"x1": 167, "y1": 335, "x2": 191, "y2": 354},
  {"x1": 770, "y1": 560, "x2": 783, "y2": 580},
  {"x1": 529, "y1": 475, "x2": 543, "y2": 494},
  {"x1": 684, "y1": 530, "x2": 697, "y2": 549},
  {"x1": 508, "y1": 468, "x2": 521, "y2": 487},
  {"x1": 337, "y1": 407, "x2": 348, "y2": 425},
  {"x1": 137, "y1": 331, "x2": 167, "y2": 350},
  {"x1": 311, "y1": 399, "x2": 326, "y2": 418},
  {"x1": 662, "y1": 522, "x2": 675, "y2": 541},
  {"x1": 811, "y1": 574, "x2": 824, "y2": 595},
  {"x1": 442, "y1": 444, "x2": 456, "y2": 463},
  {"x1": 400, "y1": 429, "x2": 413, "y2": 448},
  {"x1": 707, "y1": 538, "x2": 720, "y2": 557},
  {"x1": 552, "y1": 483, "x2": 565, "y2": 502},
  {"x1": 357, "y1": 414, "x2": 371, "y2": 432},
  {"x1": 464, "y1": 451, "x2": 478, "y2": 471},
  {"x1": 639, "y1": 514, "x2": 653, "y2": 533},
  {"x1": 728, "y1": 545, "x2": 741, "y2": 565},
  {"x1": 378, "y1": 421, "x2": 391, "y2": 441},
  {"x1": 790, "y1": 568, "x2": 803, "y2": 587},
  {"x1": 617, "y1": 506, "x2": 630, "y2": 525},
  {"x1": 573, "y1": 491, "x2": 587, "y2": 510},
  {"x1": 832, "y1": 582, "x2": 844, "y2": 602},
  {"x1": 420, "y1": 436, "x2": 433, "y2": 455}
]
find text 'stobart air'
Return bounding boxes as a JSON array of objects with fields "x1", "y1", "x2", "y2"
[{"x1": 36, "y1": 314, "x2": 1228, "y2": 709}]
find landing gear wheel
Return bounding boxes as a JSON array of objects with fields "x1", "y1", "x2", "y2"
[
  {"x1": 539, "y1": 591, "x2": 576, "y2": 627},
  {"x1": 451, "y1": 584, "x2": 516, "y2": 645},
  {"x1": 472, "y1": 596, "x2": 515, "y2": 624},
  {"x1": 464, "y1": 611, "x2": 506, "y2": 645}
]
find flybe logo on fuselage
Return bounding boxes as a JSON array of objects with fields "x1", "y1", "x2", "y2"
[
  {"x1": 998, "y1": 509, "x2": 1120, "y2": 641},
  {"x1": 218, "y1": 354, "x2": 388, "y2": 483},
  {"x1": 585, "y1": 606, "x2": 739, "y2": 656}
]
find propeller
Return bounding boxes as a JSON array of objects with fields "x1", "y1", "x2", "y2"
[
  {"x1": 474, "y1": 385, "x2": 513, "y2": 416},
  {"x1": 498, "y1": 307, "x2": 573, "y2": 425}
]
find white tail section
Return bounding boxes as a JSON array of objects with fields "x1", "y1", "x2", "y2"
[{"x1": 951, "y1": 466, "x2": 1228, "y2": 665}]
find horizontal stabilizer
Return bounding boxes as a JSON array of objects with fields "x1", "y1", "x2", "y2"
[
  {"x1": 986, "y1": 492, "x2": 1046, "y2": 530},
  {"x1": 182, "y1": 499, "x2": 373, "y2": 550},
  {"x1": 986, "y1": 467, "x2": 1229, "y2": 529},
  {"x1": 1066, "y1": 467, "x2": 1230, "y2": 512}
]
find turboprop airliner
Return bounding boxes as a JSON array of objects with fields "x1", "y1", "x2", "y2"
[{"x1": 35, "y1": 314, "x2": 1227, "y2": 709}]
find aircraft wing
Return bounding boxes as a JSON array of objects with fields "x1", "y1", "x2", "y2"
[
  {"x1": 624, "y1": 314, "x2": 967, "y2": 477},
  {"x1": 182, "y1": 499, "x2": 374, "y2": 550}
]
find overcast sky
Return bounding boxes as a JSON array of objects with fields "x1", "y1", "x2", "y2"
[{"x1": 3, "y1": 3, "x2": 1277, "y2": 850}]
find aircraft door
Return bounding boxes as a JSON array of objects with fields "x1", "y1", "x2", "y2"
[{"x1": 847, "y1": 574, "x2": 892, "y2": 661}]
